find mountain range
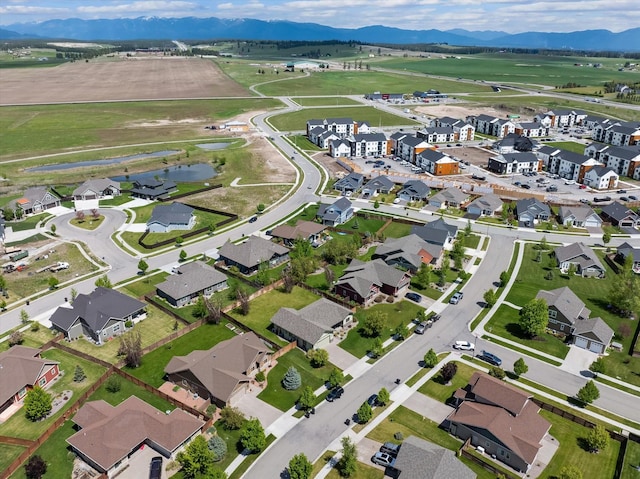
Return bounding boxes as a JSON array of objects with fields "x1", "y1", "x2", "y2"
[{"x1": 2, "y1": 16, "x2": 639, "y2": 52}]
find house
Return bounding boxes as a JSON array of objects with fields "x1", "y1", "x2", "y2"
[
  {"x1": 146, "y1": 202, "x2": 196, "y2": 233},
  {"x1": 73, "y1": 178, "x2": 121, "y2": 200},
  {"x1": 396, "y1": 135, "x2": 433, "y2": 163},
  {"x1": 329, "y1": 138, "x2": 352, "y2": 158},
  {"x1": 13, "y1": 187, "x2": 60, "y2": 215},
  {"x1": 416, "y1": 126, "x2": 456, "y2": 144},
  {"x1": 416, "y1": 149, "x2": 459, "y2": 176},
  {"x1": 545, "y1": 150, "x2": 603, "y2": 183},
  {"x1": 468, "y1": 114, "x2": 516, "y2": 138},
  {"x1": 592, "y1": 120, "x2": 640, "y2": 147},
  {"x1": 488, "y1": 152, "x2": 541, "y2": 175},
  {"x1": 558, "y1": 205, "x2": 601, "y2": 228},
  {"x1": 334, "y1": 258, "x2": 410, "y2": 305},
  {"x1": 270, "y1": 298, "x2": 353, "y2": 351},
  {"x1": 218, "y1": 236, "x2": 289, "y2": 275},
  {"x1": 582, "y1": 166, "x2": 619, "y2": 190},
  {"x1": 411, "y1": 218, "x2": 458, "y2": 246},
  {"x1": 393, "y1": 435, "x2": 476, "y2": 479},
  {"x1": 333, "y1": 172, "x2": 364, "y2": 194},
  {"x1": 584, "y1": 143, "x2": 640, "y2": 179},
  {"x1": 491, "y1": 134, "x2": 534, "y2": 154},
  {"x1": 429, "y1": 187, "x2": 470, "y2": 209},
  {"x1": 156, "y1": 261, "x2": 228, "y2": 307},
  {"x1": 0, "y1": 346, "x2": 60, "y2": 415},
  {"x1": 447, "y1": 372, "x2": 551, "y2": 473},
  {"x1": 129, "y1": 179, "x2": 177, "y2": 200},
  {"x1": 165, "y1": 332, "x2": 271, "y2": 407},
  {"x1": 317, "y1": 197, "x2": 354, "y2": 226},
  {"x1": 306, "y1": 118, "x2": 357, "y2": 138},
  {"x1": 433, "y1": 117, "x2": 475, "y2": 141},
  {"x1": 600, "y1": 202, "x2": 640, "y2": 229},
  {"x1": 466, "y1": 194, "x2": 503, "y2": 217},
  {"x1": 396, "y1": 180, "x2": 430, "y2": 202},
  {"x1": 373, "y1": 234, "x2": 442, "y2": 271},
  {"x1": 616, "y1": 242, "x2": 640, "y2": 274},
  {"x1": 270, "y1": 220, "x2": 326, "y2": 247},
  {"x1": 573, "y1": 318, "x2": 615, "y2": 354},
  {"x1": 67, "y1": 396, "x2": 204, "y2": 477},
  {"x1": 49, "y1": 287, "x2": 146, "y2": 344},
  {"x1": 347, "y1": 133, "x2": 390, "y2": 158},
  {"x1": 553, "y1": 242, "x2": 605, "y2": 278},
  {"x1": 515, "y1": 122, "x2": 550, "y2": 138},
  {"x1": 361, "y1": 175, "x2": 395, "y2": 197},
  {"x1": 515, "y1": 198, "x2": 550, "y2": 227}
]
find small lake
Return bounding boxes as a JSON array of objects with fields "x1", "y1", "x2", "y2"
[
  {"x1": 112, "y1": 163, "x2": 217, "y2": 183},
  {"x1": 196, "y1": 143, "x2": 231, "y2": 150},
  {"x1": 26, "y1": 150, "x2": 181, "y2": 172}
]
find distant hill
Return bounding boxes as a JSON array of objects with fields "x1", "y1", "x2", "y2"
[
  {"x1": 3, "y1": 17, "x2": 639, "y2": 52},
  {"x1": 0, "y1": 28, "x2": 34, "y2": 39}
]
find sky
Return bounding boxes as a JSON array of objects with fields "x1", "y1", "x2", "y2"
[{"x1": 0, "y1": 0, "x2": 638, "y2": 33}]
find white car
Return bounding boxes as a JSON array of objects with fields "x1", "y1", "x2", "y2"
[
  {"x1": 393, "y1": 198, "x2": 401, "y2": 204},
  {"x1": 564, "y1": 179, "x2": 576, "y2": 185},
  {"x1": 453, "y1": 340, "x2": 475, "y2": 351}
]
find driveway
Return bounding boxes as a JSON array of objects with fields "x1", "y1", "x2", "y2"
[
  {"x1": 118, "y1": 443, "x2": 167, "y2": 479},
  {"x1": 234, "y1": 388, "x2": 283, "y2": 430},
  {"x1": 402, "y1": 391, "x2": 454, "y2": 424},
  {"x1": 325, "y1": 341, "x2": 360, "y2": 371},
  {"x1": 560, "y1": 345, "x2": 598, "y2": 377}
]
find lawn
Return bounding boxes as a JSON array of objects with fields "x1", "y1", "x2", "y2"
[
  {"x1": 540, "y1": 409, "x2": 620, "y2": 479},
  {"x1": 325, "y1": 462, "x2": 383, "y2": 479},
  {"x1": 0, "y1": 444, "x2": 25, "y2": 476},
  {"x1": 0, "y1": 348, "x2": 106, "y2": 440},
  {"x1": 69, "y1": 214, "x2": 105, "y2": 230},
  {"x1": 546, "y1": 141, "x2": 589, "y2": 153},
  {"x1": 87, "y1": 374, "x2": 174, "y2": 413},
  {"x1": 5, "y1": 213, "x2": 52, "y2": 231},
  {"x1": 417, "y1": 362, "x2": 477, "y2": 403},
  {"x1": 257, "y1": 348, "x2": 339, "y2": 411},
  {"x1": 339, "y1": 301, "x2": 423, "y2": 359},
  {"x1": 293, "y1": 96, "x2": 361, "y2": 106},
  {"x1": 269, "y1": 106, "x2": 418, "y2": 131},
  {"x1": 126, "y1": 321, "x2": 238, "y2": 387},
  {"x1": 121, "y1": 271, "x2": 170, "y2": 298},
  {"x1": 229, "y1": 286, "x2": 321, "y2": 347},
  {"x1": 0, "y1": 324, "x2": 59, "y2": 352},
  {"x1": 380, "y1": 220, "x2": 414, "y2": 239},
  {"x1": 622, "y1": 439, "x2": 640, "y2": 479},
  {"x1": 461, "y1": 233, "x2": 481, "y2": 249},
  {"x1": 341, "y1": 215, "x2": 386, "y2": 235},
  {"x1": 65, "y1": 304, "x2": 185, "y2": 363}
]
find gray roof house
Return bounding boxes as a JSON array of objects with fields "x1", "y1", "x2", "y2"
[
  {"x1": 130, "y1": 179, "x2": 177, "y2": 200},
  {"x1": 13, "y1": 187, "x2": 60, "y2": 215},
  {"x1": 270, "y1": 220, "x2": 327, "y2": 247},
  {"x1": 536, "y1": 286, "x2": 591, "y2": 337},
  {"x1": 218, "y1": 236, "x2": 289, "y2": 275},
  {"x1": 616, "y1": 242, "x2": 640, "y2": 274},
  {"x1": 396, "y1": 180, "x2": 430, "y2": 202},
  {"x1": 271, "y1": 298, "x2": 353, "y2": 351},
  {"x1": 156, "y1": 261, "x2": 228, "y2": 307},
  {"x1": 573, "y1": 317, "x2": 614, "y2": 354},
  {"x1": 146, "y1": 202, "x2": 196, "y2": 233},
  {"x1": 373, "y1": 234, "x2": 442, "y2": 270},
  {"x1": 429, "y1": 187, "x2": 470, "y2": 209},
  {"x1": 317, "y1": 197, "x2": 354, "y2": 226},
  {"x1": 554, "y1": 242, "x2": 605, "y2": 278},
  {"x1": 466, "y1": 194, "x2": 503, "y2": 217},
  {"x1": 411, "y1": 218, "x2": 458, "y2": 246},
  {"x1": 165, "y1": 332, "x2": 271, "y2": 407},
  {"x1": 393, "y1": 435, "x2": 476, "y2": 479},
  {"x1": 516, "y1": 198, "x2": 551, "y2": 227},
  {"x1": 49, "y1": 287, "x2": 146, "y2": 344},
  {"x1": 600, "y1": 201, "x2": 640, "y2": 229},
  {"x1": 362, "y1": 175, "x2": 395, "y2": 197},
  {"x1": 333, "y1": 172, "x2": 364, "y2": 194},
  {"x1": 73, "y1": 178, "x2": 121, "y2": 200},
  {"x1": 558, "y1": 205, "x2": 601, "y2": 228},
  {"x1": 334, "y1": 258, "x2": 411, "y2": 306}
]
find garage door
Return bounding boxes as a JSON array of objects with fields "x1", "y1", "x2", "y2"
[
  {"x1": 585, "y1": 218, "x2": 600, "y2": 228},
  {"x1": 589, "y1": 341, "x2": 603, "y2": 354},
  {"x1": 574, "y1": 337, "x2": 588, "y2": 349}
]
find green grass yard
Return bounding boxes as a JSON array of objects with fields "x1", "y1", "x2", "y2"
[
  {"x1": 418, "y1": 362, "x2": 477, "y2": 403},
  {"x1": 87, "y1": 374, "x2": 174, "y2": 412},
  {"x1": 622, "y1": 439, "x2": 640, "y2": 479},
  {"x1": 0, "y1": 444, "x2": 25, "y2": 476},
  {"x1": 292, "y1": 96, "x2": 361, "y2": 106},
  {"x1": 268, "y1": 106, "x2": 418, "y2": 131}
]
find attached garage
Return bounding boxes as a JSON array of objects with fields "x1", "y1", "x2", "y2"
[
  {"x1": 584, "y1": 217, "x2": 601, "y2": 228},
  {"x1": 574, "y1": 337, "x2": 589, "y2": 349},
  {"x1": 572, "y1": 318, "x2": 614, "y2": 355}
]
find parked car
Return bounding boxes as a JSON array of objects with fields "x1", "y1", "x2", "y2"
[
  {"x1": 367, "y1": 394, "x2": 379, "y2": 407},
  {"x1": 450, "y1": 292, "x2": 464, "y2": 304},
  {"x1": 546, "y1": 185, "x2": 558, "y2": 192},
  {"x1": 415, "y1": 321, "x2": 430, "y2": 334},
  {"x1": 372, "y1": 452, "x2": 396, "y2": 468},
  {"x1": 478, "y1": 350, "x2": 502, "y2": 366},
  {"x1": 564, "y1": 179, "x2": 576, "y2": 185},
  {"x1": 327, "y1": 386, "x2": 344, "y2": 402},
  {"x1": 380, "y1": 442, "x2": 401, "y2": 456},
  {"x1": 521, "y1": 184, "x2": 531, "y2": 189},
  {"x1": 629, "y1": 195, "x2": 638, "y2": 201},
  {"x1": 453, "y1": 340, "x2": 475, "y2": 351},
  {"x1": 405, "y1": 292, "x2": 422, "y2": 303},
  {"x1": 621, "y1": 197, "x2": 630, "y2": 202},
  {"x1": 456, "y1": 143, "x2": 462, "y2": 146},
  {"x1": 618, "y1": 189, "x2": 627, "y2": 194},
  {"x1": 248, "y1": 216, "x2": 258, "y2": 223},
  {"x1": 149, "y1": 457, "x2": 163, "y2": 479}
]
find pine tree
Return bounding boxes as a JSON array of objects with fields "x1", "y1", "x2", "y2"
[
  {"x1": 282, "y1": 366, "x2": 302, "y2": 390},
  {"x1": 73, "y1": 365, "x2": 86, "y2": 382}
]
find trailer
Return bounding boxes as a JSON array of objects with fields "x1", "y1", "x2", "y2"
[
  {"x1": 10, "y1": 250, "x2": 28, "y2": 262},
  {"x1": 50, "y1": 262, "x2": 69, "y2": 272}
]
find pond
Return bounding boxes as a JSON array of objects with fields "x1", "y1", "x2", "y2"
[
  {"x1": 26, "y1": 150, "x2": 181, "y2": 172},
  {"x1": 112, "y1": 163, "x2": 217, "y2": 183},
  {"x1": 196, "y1": 143, "x2": 231, "y2": 150}
]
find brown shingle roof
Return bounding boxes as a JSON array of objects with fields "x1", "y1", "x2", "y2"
[
  {"x1": 271, "y1": 221, "x2": 326, "y2": 241},
  {"x1": 467, "y1": 371, "x2": 530, "y2": 416},
  {"x1": 0, "y1": 346, "x2": 59, "y2": 407}
]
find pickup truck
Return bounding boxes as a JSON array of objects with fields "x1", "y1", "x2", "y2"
[{"x1": 50, "y1": 262, "x2": 69, "y2": 272}]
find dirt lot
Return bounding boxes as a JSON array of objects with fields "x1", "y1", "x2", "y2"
[
  {"x1": 415, "y1": 103, "x2": 535, "y2": 122},
  {"x1": 0, "y1": 56, "x2": 250, "y2": 105}
]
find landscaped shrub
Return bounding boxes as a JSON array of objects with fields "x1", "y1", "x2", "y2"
[
  {"x1": 255, "y1": 371, "x2": 266, "y2": 383},
  {"x1": 282, "y1": 366, "x2": 302, "y2": 390},
  {"x1": 374, "y1": 294, "x2": 384, "y2": 303},
  {"x1": 105, "y1": 375, "x2": 122, "y2": 393},
  {"x1": 208, "y1": 435, "x2": 227, "y2": 461}
]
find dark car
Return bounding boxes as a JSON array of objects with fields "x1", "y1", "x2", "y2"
[
  {"x1": 149, "y1": 456, "x2": 163, "y2": 479},
  {"x1": 327, "y1": 386, "x2": 344, "y2": 402},
  {"x1": 456, "y1": 143, "x2": 462, "y2": 146},
  {"x1": 405, "y1": 292, "x2": 421, "y2": 303},
  {"x1": 367, "y1": 394, "x2": 378, "y2": 407},
  {"x1": 629, "y1": 195, "x2": 638, "y2": 201},
  {"x1": 478, "y1": 350, "x2": 502, "y2": 366},
  {"x1": 521, "y1": 184, "x2": 531, "y2": 189},
  {"x1": 248, "y1": 216, "x2": 258, "y2": 223},
  {"x1": 621, "y1": 197, "x2": 629, "y2": 202},
  {"x1": 618, "y1": 189, "x2": 627, "y2": 194},
  {"x1": 380, "y1": 442, "x2": 401, "y2": 456}
]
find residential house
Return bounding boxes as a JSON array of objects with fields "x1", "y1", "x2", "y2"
[
  {"x1": 0, "y1": 346, "x2": 60, "y2": 415},
  {"x1": 306, "y1": 118, "x2": 357, "y2": 138},
  {"x1": 583, "y1": 166, "x2": 619, "y2": 190},
  {"x1": 573, "y1": 318, "x2": 615, "y2": 354},
  {"x1": 558, "y1": 205, "x2": 601, "y2": 228},
  {"x1": 393, "y1": 435, "x2": 476, "y2": 479},
  {"x1": 333, "y1": 172, "x2": 364, "y2": 195},
  {"x1": 361, "y1": 175, "x2": 395, "y2": 197},
  {"x1": 329, "y1": 138, "x2": 352, "y2": 158},
  {"x1": 447, "y1": 372, "x2": 551, "y2": 473},
  {"x1": 13, "y1": 187, "x2": 60, "y2": 215},
  {"x1": 535, "y1": 109, "x2": 587, "y2": 128},
  {"x1": 515, "y1": 198, "x2": 550, "y2": 227},
  {"x1": 164, "y1": 332, "x2": 271, "y2": 407},
  {"x1": 317, "y1": 197, "x2": 354, "y2": 226},
  {"x1": 373, "y1": 234, "x2": 442, "y2": 270},
  {"x1": 468, "y1": 114, "x2": 516, "y2": 138},
  {"x1": 146, "y1": 202, "x2": 196, "y2": 233},
  {"x1": 67, "y1": 396, "x2": 204, "y2": 477},
  {"x1": 348, "y1": 133, "x2": 390, "y2": 158},
  {"x1": 429, "y1": 187, "x2": 470, "y2": 209},
  {"x1": 491, "y1": 133, "x2": 534, "y2": 154},
  {"x1": 309, "y1": 128, "x2": 340, "y2": 149},
  {"x1": 466, "y1": 194, "x2": 503, "y2": 217},
  {"x1": 488, "y1": 152, "x2": 541, "y2": 175},
  {"x1": 396, "y1": 135, "x2": 433, "y2": 163},
  {"x1": 396, "y1": 180, "x2": 430, "y2": 202},
  {"x1": 417, "y1": 126, "x2": 456, "y2": 144},
  {"x1": 416, "y1": 149, "x2": 460, "y2": 176},
  {"x1": 334, "y1": 258, "x2": 410, "y2": 305},
  {"x1": 615, "y1": 242, "x2": 640, "y2": 274},
  {"x1": 515, "y1": 122, "x2": 550, "y2": 138},
  {"x1": 434, "y1": 117, "x2": 475, "y2": 141},
  {"x1": 218, "y1": 236, "x2": 289, "y2": 275},
  {"x1": 554, "y1": 242, "x2": 605, "y2": 278},
  {"x1": 600, "y1": 202, "x2": 640, "y2": 229},
  {"x1": 73, "y1": 178, "x2": 121, "y2": 200},
  {"x1": 270, "y1": 220, "x2": 326, "y2": 247},
  {"x1": 156, "y1": 261, "x2": 228, "y2": 307},
  {"x1": 411, "y1": 218, "x2": 458, "y2": 246},
  {"x1": 270, "y1": 298, "x2": 353, "y2": 351},
  {"x1": 584, "y1": 143, "x2": 640, "y2": 179},
  {"x1": 50, "y1": 288, "x2": 146, "y2": 344},
  {"x1": 545, "y1": 150, "x2": 603, "y2": 183},
  {"x1": 129, "y1": 179, "x2": 177, "y2": 200}
]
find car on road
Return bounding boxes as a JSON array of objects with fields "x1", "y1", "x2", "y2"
[
  {"x1": 414, "y1": 321, "x2": 430, "y2": 334},
  {"x1": 456, "y1": 143, "x2": 462, "y2": 146},
  {"x1": 405, "y1": 292, "x2": 422, "y2": 303},
  {"x1": 629, "y1": 195, "x2": 638, "y2": 201},
  {"x1": 478, "y1": 350, "x2": 502, "y2": 366},
  {"x1": 149, "y1": 456, "x2": 163, "y2": 479},
  {"x1": 579, "y1": 198, "x2": 590, "y2": 204},
  {"x1": 367, "y1": 394, "x2": 379, "y2": 407},
  {"x1": 579, "y1": 184, "x2": 587, "y2": 189},
  {"x1": 326, "y1": 386, "x2": 344, "y2": 402},
  {"x1": 453, "y1": 340, "x2": 475, "y2": 351},
  {"x1": 459, "y1": 163, "x2": 467, "y2": 169},
  {"x1": 450, "y1": 292, "x2": 464, "y2": 304},
  {"x1": 521, "y1": 184, "x2": 531, "y2": 189},
  {"x1": 372, "y1": 452, "x2": 396, "y2": 467},
  {"x1": 248, "y1": 216, "x2": 258, "y2": 223},
  {"x1": 564, "y1": 179, "x2": 576, "y2": 185},
  {"x1": 618, "y1": 189, "x2": 627, "y2": 194},
  {"x1": 620, "y1": 197, "x2": 629, "y2": 202},
  {"x1": 380, "y1": 442, "x2": 401, "y2": 456}
]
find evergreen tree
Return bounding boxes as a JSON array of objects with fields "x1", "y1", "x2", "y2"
[
  {"x1": 208, "y1": 436, "x2": 227, "y2": 461},
  {"x1": 282, "y1": 366, "x2": 302, "y2": 390},
  {"x1": 73, "y1": 365, "x2": 86, "y2": 382}
]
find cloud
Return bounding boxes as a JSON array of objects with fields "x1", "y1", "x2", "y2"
[{"x1": 77, "y1": 1, "x2": 198, "y2": 15}]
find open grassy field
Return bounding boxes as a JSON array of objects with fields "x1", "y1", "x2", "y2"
[
  {"x1": 269, "y1": 106, "x2": 418, "y2": 131},
  {"x1": 293, "y1": 96, "x2": 362, "y2": 106}
]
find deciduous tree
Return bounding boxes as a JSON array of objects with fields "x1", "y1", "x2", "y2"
[
  {"x1": 423, "y1": 348, "x2": 438, "y2": 368},
  {"x1": 513, "y1": 358, "x2": 528, "y2": 377},
  {"x1": 95, "y1": 274, "x2": 112, "y2": 288},
  {"x1": 360, "y1": 311, "x2": 386, "y2": 337},
  {"x1": 239, "y1": 418, "x2": 266, "y2": 453},
  {"x1": 307, "y1": 348, "x2": 329, "y2": 367},
  {"x1": 440, "y1": 362, "x2": 458, "y2": 383},
  {"x1": 519, "y1": 298, "x2": 548, "y2": 338},
  {"x1": 559, "y1": 465, "x2": 583, "y2": 479},
  {"x1": 24, "y1": 455, "x2": 47, "y2": 479},
  {"x1": 357, "y1": 402, "x2": 372, "y2": 423},
  {"x1": 24, "y1": 386, "x2": 52, "y2": 421},
  {"x1": 137, "y1": 259, "x2": 148, "y2": 274},
  {"x1": 48, "y1": 277, "x2": 59, "y2": 290},
  {"x1": 298, "y1": 386, "x2": 316, "y2": 410},
  {"x1": 328, "y1": 368, "x2": 344, "y2": 389},
  {"x1": 377, "y1": 387, "x2": 390, "y2": 406},
  {"x1": 576, "y1": 380, "x2": 600, "y2": 406},
  {"x1": 177, "y1": 435, "x2": 214, "y2": 478},
  {"x1": 288, "y1": 453, "x2": 312, "y2": 479},
  {"x1": 220, "y1": 407, "x2": 246, "y2": 430},
  {"x1": 483, "y1": 289, "x2": 497, "y2": 308},
  {"x1": 337, "y1": 436, "x2": 358, "y2": 477},
  {"x1": 117, "y1": 330, "x2": 142, "y2": 368},
  {"x1": 585, "y1": 424, "x2": 609, "y2": 453}
]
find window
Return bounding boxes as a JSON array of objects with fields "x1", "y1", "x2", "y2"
[
  {"x1": 113, "y1": 324, "x2": 121, "y2": 332},
  {"x1": 548, "y1": 309, "x2": 557, "y2": 319},
  {"x1": 39, "y1": 376, "x2": 46, "y2": 387}
]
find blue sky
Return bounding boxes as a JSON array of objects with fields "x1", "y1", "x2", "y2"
[{"x1": 0, "y1": 0, "x2": 638, "y2": 33}]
